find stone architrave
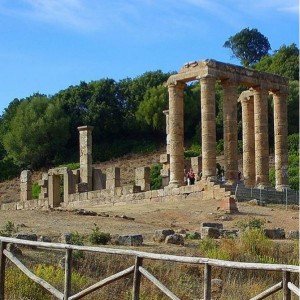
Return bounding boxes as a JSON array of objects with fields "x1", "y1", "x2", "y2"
[
  {"x1": 78, "y1": 125, "x2": 94, "y2": 191},
  {"x1": 253, "y1": 87, "x2": 269, "y2": 187},
  {"x1": 168, "y1": 81, "x2": 185, "y2": 187},
  {"x1": 135, "y1": 167, "x2": 150, "y2": 191},
  {"x1": 20, "y1": 170, "x2": 32, "y2": 201},
  {"x1": 199, "y1": 75, "x2": 216, "y2": 180},
  {"x1": 240, "y1": 92, "x2": 255, "y2": 187},
  {"x1": 272, "y1": 89, "x2": 289, "y2": 190},
  {"x1": 106, "y1": 167, "x2": 121, "y2": 190},
  {"x1": 221, "y1": 80, "x2": 238, "y2": 184}
]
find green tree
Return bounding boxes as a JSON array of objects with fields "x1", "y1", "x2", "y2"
[
  {"x1": 3, "y1": 94, "x2": 70, "y2": 168},
  {"x1": 136, "y1": 84, "x2": 168, "y2": 133},
  {"x1": 254, "y1": 43, "x2": 299, "y2": 80},
  {"x1": 223, "y1": 28, "x2": 271, "y2": 67}
]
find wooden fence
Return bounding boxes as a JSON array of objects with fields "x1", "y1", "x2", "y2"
[{"x1": 0, "y1": 236, "x2": 299, "y2": 300}]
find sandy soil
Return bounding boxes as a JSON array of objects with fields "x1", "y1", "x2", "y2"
[{"x1": 0, "y1": 197, "x2": 298, "y2": 243}]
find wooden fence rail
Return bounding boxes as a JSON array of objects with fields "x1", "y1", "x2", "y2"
[{"x1": 0, "y1": 237, "x2": 299, "y2": 300}]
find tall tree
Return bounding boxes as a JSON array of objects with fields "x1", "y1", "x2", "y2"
[
  {"x1": 254, "y1": 43, "x2": 299, "y2": 81},
  {"x1": 223, "y1": 28, "x2": 271, "y2": 67},
  {"x1": 3, "y1": 94, "x2": 70, "y2": 168}
]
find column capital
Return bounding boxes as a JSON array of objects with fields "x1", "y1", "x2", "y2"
[
  {"x1": 197, "y1": 74, "x2": 216, "y2": 81},
  {"x1": 167, "y1": 81, "x2": 186, "y2": 89},
  {"x1": 78, "y1": 125, "x2": 94, "y2": 132}
]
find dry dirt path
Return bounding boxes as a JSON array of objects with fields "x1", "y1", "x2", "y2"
[{"x1": 0, "y1": 197, "x2": 298, "y2": 243}]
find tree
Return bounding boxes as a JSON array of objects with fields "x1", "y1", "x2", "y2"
[
  {"x1": 136, "y1": 85, "x2": 168, "y2": 133},
  {"x1": 223, "y1": 28, "x2": 271, "y2": 67},
  {"x1": 254, "y1": 43, "x2": 299, "y2": 81},
  {"x1": 3, "y1": 94, "x2": 70, "y2": 168}
]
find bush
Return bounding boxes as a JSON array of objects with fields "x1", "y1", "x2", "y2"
[
  {"x1": 184, "y1": 143, "x2": 201, "y2": 158},
  {"x1": 236, "y1": 218, "x2": 266, "y2": 231},
  {"x1": 150, "y1": 164, "x2": 162, "y2": 190},
  {"x1": 88, "y1": 224, "x2": 111, "y2": 245},
  {"x1": 68, "y1": 231, "x2": 85, "y2": 259},
  {"x1": 5, "y1": 264, "x2": 88, "y2": 299},
  {"x1": 288, "y1": 133, "x2": 299, "y2": 154},
  {"x1": 32, "y1": 182, "x2": 41, "y2": 199},
  {"x1": 58, "y1": 162, "x2": 80, "y2": 170},
  {"x1": 0, "y1": 221, "x2": 17, "y2": 237},
  {"x1": 216, "y1": 139, "x2": 224, "y2": 155}
]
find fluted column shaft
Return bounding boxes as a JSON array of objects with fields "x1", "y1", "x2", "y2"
[
  {"x1": 253, "y1": 87, "x2": 269, "y2": 187},
  {"x1": 222, "y1": 80, "x2": 238, "y2": 184},
  {"x1": 241, "y1": 96, "x2": 255, "y2": 187},
  {"x1": 273, "y1": 90, "x2": 289, "y2": 190},
  {"x1": 168, "y1": 82, "x2": 185, "y2": 186},
  {"x1": 200, "y1": 76, "x2": 216, "y2": 179}
]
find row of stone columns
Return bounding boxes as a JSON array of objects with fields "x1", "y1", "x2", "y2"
[{"x1": 167, "y1": 76, "x2": 289, "y2": 190}]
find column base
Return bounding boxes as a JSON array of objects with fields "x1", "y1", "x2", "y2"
[
  {"x1": 275, "y1": 185, "x2": 290, "y2": 191},
  {"x1": 168, "y1": 180, "x2": 184, "y2": 188}
]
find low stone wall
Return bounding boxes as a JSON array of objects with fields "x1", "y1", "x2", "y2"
[{"x1": 0, "y1": 179, "x2": 230, "y2": 211}]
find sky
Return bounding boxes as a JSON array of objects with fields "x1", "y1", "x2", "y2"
[{"x1": 0, "y1": 0, "x2": 299, "y2": 115}]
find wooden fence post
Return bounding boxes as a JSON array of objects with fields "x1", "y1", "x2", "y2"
[
  {"x1": 0, "y1": 242, "x2": 7, "y2": 300},
  {"x1": 283, "y1": 271, "x2": 291, "y2": 300},
  {"x1": 64, "y1": 248, "x2": 72, "y2": 300},
  {"x1": 132, "y1": 256, "x2": 143, "y2": 300},
  {"x1": 204, "y1": 263, "x2": 212, "y2": 300}
]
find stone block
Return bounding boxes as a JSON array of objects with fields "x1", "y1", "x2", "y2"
[
  {"x1": 287, "y1": 230, "x2": 299, "y2": 239},
  {"x1": 201, "y1": 227, "x2": 221, "y2": 239},
  {"x1": 218, "y1": 196, "x2": 239, "y2": 213},
  {"x1": 106, "y1": 167, "x2": 120, "y2": 180},
  {"x1": 201, "y1": 222, "x2": 223, "y2": 230},
  {"x1": 76, "y1": 182, "x2": 88, "y2": 193},
  {"x1": 263, "y1": 228, "x2": 285, "y2": 239},
  {"x1": 160, "y1": 154, "x2": 170, "y2": 164},
  {"x1": 93, "y1": 168, "x2": 106, "y2": 190},
  {"x1": 153, "y1": 229, "x2": 175, "y2": 243},
  {"x1": 117, "y1": 235, "x2": 143, "y2": 246},
  {"x1": 165, "y1": 234, "x2": 184, "y2": 246},
  {"x1": 122, "y1": 185, "x2": 141, "y2": 195}
]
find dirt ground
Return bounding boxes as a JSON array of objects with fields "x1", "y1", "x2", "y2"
[{"x1": 0, "y1": 196, "x2": 298, "y2": 243}]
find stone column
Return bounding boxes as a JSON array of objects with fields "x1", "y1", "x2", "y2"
[
  {"x1": 168, "y1": 81, "x2": 185, "y2": 187},
  {"x1": 241, "y1": 95, "x2": 256, "y2": 187},
  {"x1": 106, "y1": 167, "x2": 121, "y2": 189},
  {"x1": 78, "y1": 125, "x2": 94, "y2": 191},
  {"x1": 221, "y1": 80, "x2": 238, "y2": 184},
  {"x1": 200, "y1": 75, "x2": 216, "y2": 180},
  {"x1": 20, "y1": 170, "x2": 32, "y2": 201},
  {"x1": 48, "y1": 175, "x2": 60, "y2": 208},
  {"x1": 253, "y1": 87, "x2": 269, "y2": 187},
  {"x1": 135, "y1": 167, "x2": 150, "y2": 191},
  {"x1": 273, "y1": 89, "x2": 289, "y2": 190}
]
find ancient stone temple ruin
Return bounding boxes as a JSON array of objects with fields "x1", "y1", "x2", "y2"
[
  {"x1": 164, "y1": 59, "x2": 289, "y2": 191},
  {"x1": 0, "y1": 59, "x2": 291, "y2": 211}
]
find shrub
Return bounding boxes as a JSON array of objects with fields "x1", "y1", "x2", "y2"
[
  {"x1": 216, "y1": 139, "x2": 224, "y2": 155},
  {"x1": 0, "y1": 220, "x2": 17, "y2": 237},
  {"x1": 236, "y1": 217, "x2": 266, "y2": 231},
  {"x1": 5, "y1": 264, "x2": 88, "y2": 299},
  {"x1": 238, "y1": 228, "x2": 272, "y2": 256},
  {"x1": 184, "y1": 143, "x2": 201, "y2": 158},
  {"x1": 32, "y1": 182, "x2": 41, "y2": 199},
  {"x1": 58, "y1": 162, "x2": 80, "y2": 170},
  {"x1": 68, "y1": 231, "x2": 84, "y2": 259},
  {"x1": 288, "y1": 133, "x2": 299, "y2": 154},
  {"x1": 150, "y1": 164, "x2": 162, "y2": 190},
  {"x1": 88, "y1": 224, "x2": 111, "y2": 245}
]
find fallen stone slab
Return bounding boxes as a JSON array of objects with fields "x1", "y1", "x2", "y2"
[
  {"x1": 165, "y1": 234, "x2": 184, "y2": 246},
  {"x1": 153, "y1": 229, "x2": 175, "y2": 243},
  {"x1": 263, "y1": 228, "x2": 285, "y2": 239},
  {"x1": 117, "y1": 234, "x2": 143, "y2": 246}
]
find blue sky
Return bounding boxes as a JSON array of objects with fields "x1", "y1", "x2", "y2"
[{"x1": 0, "y1": 0, "x2": 298, "y2": 115}]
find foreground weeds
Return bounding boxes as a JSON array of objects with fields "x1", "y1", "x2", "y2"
[{"x1": 3, "y1": 229, "x2": 299, "y2": 299}]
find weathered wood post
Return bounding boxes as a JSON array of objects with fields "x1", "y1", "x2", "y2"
[
  {"x1": 283, "y1": 271, "x2": 291, "y2": 300},
  {"x1": 64, "y1": 248, "x2": 73, "y2": 300},
  {"x1": 132, "y1": 256, "x2": 143, "y2": 300},
  {"x1": 0, "y1": 242, "x2": 7, "y2": 300},
  {"x1": 204, "y1": 263, "x2": 212, "y2": 300}
]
